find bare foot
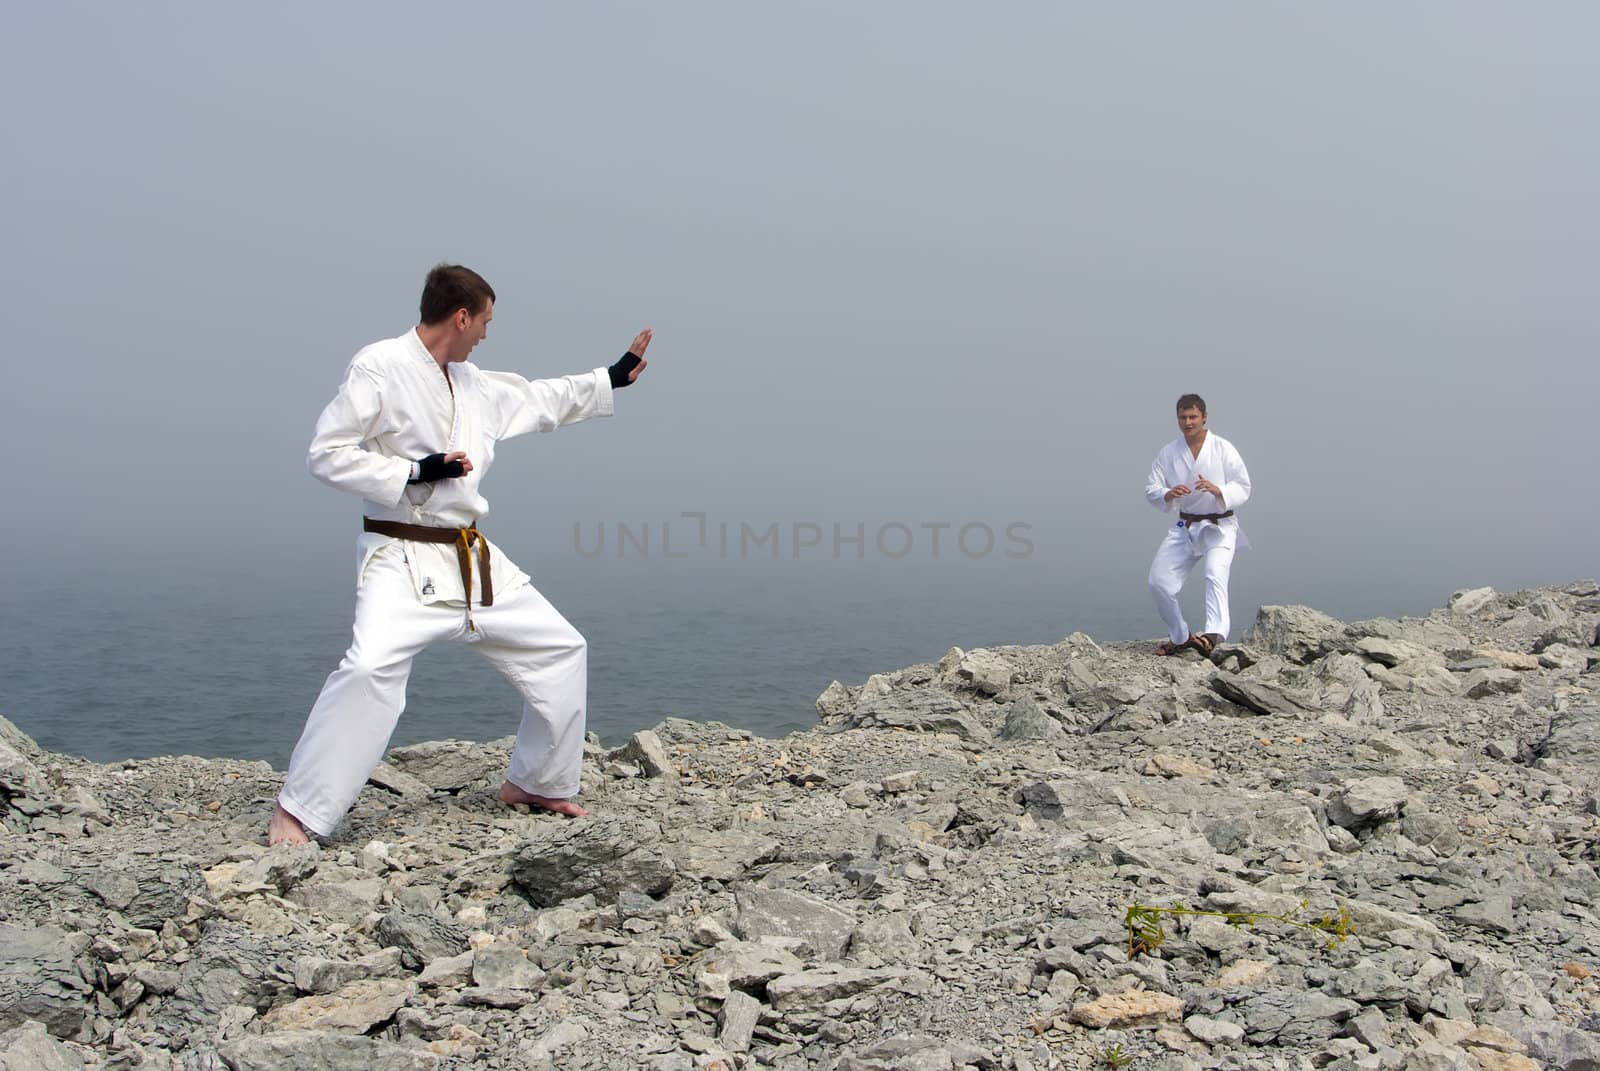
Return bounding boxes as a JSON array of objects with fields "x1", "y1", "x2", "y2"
[
  {"x1": 499, "y1": 780, "x2": 589, "y2": 817},
  {"x1": 267, "y1": 802, "x2": 311, "y2": 846}
]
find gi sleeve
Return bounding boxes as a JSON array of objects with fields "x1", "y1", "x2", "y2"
[
  {"x1": 482, "y1": 368, "x2": 615, "y2": 441},
  {"x1": 1217, "y1": 441, "x2": 1251, "y2": 511},
  {"x1": 306, "y1": 361, "x2": 411, "y2": 506},
  {"x1": 1145, "y1": 450, "x2": 1175, "y2": 513}
]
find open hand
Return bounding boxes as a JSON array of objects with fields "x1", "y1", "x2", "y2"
[
  {"x1": 1163, "y1": 484, "x2": 1192, "y2": 503},
  {"x1": 1194, "y1": 475, "x2": 1222, "y2": 501},
  {"x1": 625, "y1": 328, "x2": 652, "y2": 382}
]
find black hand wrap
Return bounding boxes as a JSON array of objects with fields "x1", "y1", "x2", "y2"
[
  {"x1": 608, "y1": 351, "x2": 643, "y2": 389},
  {"x1": 410, "y1": 452, "x2": 466, "y2": 484}
]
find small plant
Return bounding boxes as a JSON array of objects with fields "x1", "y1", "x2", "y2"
[
  {"x1": 1123, "y1": 899, "x2": 1353, "y2": 957},
  {"x1": 1099, "y1": 1042, "x2": 1135, "y2": 1069}
]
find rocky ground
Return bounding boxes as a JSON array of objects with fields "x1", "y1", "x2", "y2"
[{"x1": 2, "y1": 581, "x2": 1598, "y2": 1071}]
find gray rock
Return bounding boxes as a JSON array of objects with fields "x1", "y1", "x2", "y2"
[
  {"x1": 81, "y1": 853, "x2": 205, "y2": 931},
  {"x1": 1343, "y1": 680, "x2": 1385, "y2": 723},
  {"x1": 366, "y1": 760, "x2": 432, "y2": 798},
  {"x1": 519, "y1": 1021, "x2": 589, "y2": 1065},
  {"x1": 998, "y1": 697, "x2": 1062, "y2": 742},
  {"x1": 1354, "y1": 637, "x2": 1432, "y2": 669},
  {"x1": 1463, "y1": 953, "x2": 1554, "y2": 1020},
  {"x1": 1021, "y1": 773, "x2": 1328, "y2": 861},
  {"x1": 881, "y1": 770, "x2": 921, "y2": 794},
  {"x1": 149, "y1": 922, "x2": 297, "y2": 1044},
  {"x1": 374, "y1": 908, "x2": 469, "y2": 969},
  {"x1": 1245, "y1": 605, "x2": 1348, "y2": 663},
  {"x1": 1403, "y1": 1039, "x2": 1479, "y2": 1070},
  {"x1": 261, "y1": 978, "x2": 414, "y2": 1033},
  {"x1": 1400, "y1": 812, "x2": 1462, "y2": 856},
  {"x1": 1463, "y1": 668, "x2": 1522, "y2": 699},
  {"x1": 1344, "y1": 1007, "x2": 1395, "y2": 1051},
  {"x1": 1224, "y1": 988, "x2": 1360, "y2": 1046},
  {"x1": 0, "y1": 925, "x2": 93, "y2": 1039},
  {"x1": 698, "y1": 940, "x2": 805, "y2": 989},
  {"x1": 844, "y1": 689, "x2": 992, "y2": 744},
  {"x1": 1539, "y1": 644, "x2": 1591, "y2": 670},
  {"x1": 509, "y1": 815, "x2": 675, "y2": 907},
  {"x1": 718, "y1": 990, "x2": 762, "y2": 1053},
  {"x1": 816, "y1": 680, "x2": 855, "y2": 721},
  {"x1": 736, "y1": 887, "x2": 856, "y2": 960},
  {"x1": 1492, "y1": 1015, "x2": 1600, "y2": 1071},
  {"x1": 667, "y1": 827, "x2": 778, "y2": 882},
  {"x1": 1533, "y1": 624, "x2": 1591, "y2": 653},
  {"x1": 766, "y1": 966, "x2": 903, "y2": 1012},
  {"x1": 614, "y1": 730, "x2": 674, "y2": 778},
  {"x1": 457, "y1": 986, "x2": 537, "y2": 1009},
  {"x1": 293, "y1": 948, "x2": 406, "y2": 995},
  {"x1": 1059, "y1": 657, "x2": 1101, "y2": 694},
  {"x1": 1326, "y1": 777, "x2": 1408, "y2": 830},
  {"x1": 385, "y1": 740, "x2": 487, "y2": 791},
  {"x1": 849, "y1": 915, "x2": 923, "y2": 965},
  {"x1": 1448, "y1": 587, "x2": 1497, "y2": 615},
  {"x1": 0, "y1": 1019, "x2": 87, "y2": 1071},
  {"x1": 416, "y1": 952, "x2": 473, "y2": 989},
  {"x1": 836, "y1": 1033, "x2": 955, "y2": 1070},
  {"x1": 217, "y1": 1030, "x2": 439, "y2": 1070},
  {"x1": 288, "y1": 876, "x2": 384, "y2": 920},
  {"x1": 1536, "y1": 705, "x2": 1600, "y2": 765},
  {"x1": 1185, "y1": 1014, "x2": 1245, "y2": 1044},
  {"x1": 471, "y1": 943, "x2": 547, "y2": 990},
  {"x1": 1453, "y1": 895, "x2": 1515, "y2": 936},
  {"x1": 958, "y1": 650, "x2": 1013, "y2": 695},
  {"x1": 1208, "y1": 670, "x2": 1320, "y2": 716},
  {"x1": 0, "y1": 738, "x2": 50, "y2": 802}
]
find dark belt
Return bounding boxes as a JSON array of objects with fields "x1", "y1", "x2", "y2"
[
  {"x1": 363, "y1": 517, "x2": 493, "y2": 609},
  {"x1": 1180, "y1": 511, "x2": 1234, "y2": 524}
]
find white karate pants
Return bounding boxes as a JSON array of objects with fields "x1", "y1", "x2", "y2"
[
  {"x1": 1148, "y1": 521, "x2": 1237, "y2": 645},
  {"x1": 279, "y1": 546, "x2": 587, "y2": 836}
]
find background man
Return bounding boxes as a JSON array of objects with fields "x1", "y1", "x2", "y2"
[
  {"x1": 269, "y1": 264, "x2": 651, "y2": 846},
  {"x1": 1145, "y1": 393, "x2": 1252, "y2": 657}
]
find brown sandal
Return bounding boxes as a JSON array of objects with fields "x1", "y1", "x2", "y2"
[
  {"x1": 1191, "y1": 633, "x2": 1222, "y2": 656},
  {"x1": 1157, "y1": 639, "x2": 1191, "y2": 656}
]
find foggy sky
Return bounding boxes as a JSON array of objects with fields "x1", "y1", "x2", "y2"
[{"x1": 3, "y1": 2, "x2": 1596, "y2": 619}]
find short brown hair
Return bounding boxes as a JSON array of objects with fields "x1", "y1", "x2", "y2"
[
  {"x1": 419, "y1": 264, "x2": 495, "y2": 325},
  {"x1": 1175, "y1": 393, "x2": 1206, "y2": 414}
]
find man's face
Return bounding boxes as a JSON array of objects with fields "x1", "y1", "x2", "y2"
[
  {"x1": 1176, "y1": 406, "x2": 1206, "y2": 439},
  {"x1": 451, "y1": 301, "x2": 493, "y2": 362}
]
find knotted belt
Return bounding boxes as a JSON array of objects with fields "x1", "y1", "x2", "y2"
[
  {"x1": 363, "y1": 518, "x2": 493, "y2": 627},
  {"x1": 1180, "y1": 511, "x2": 1234, "y2": 524}
]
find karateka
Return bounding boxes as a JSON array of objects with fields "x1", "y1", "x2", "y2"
[
  {"x1": 269, "y1": 264, "x2": 651, "y2": 846},
  {"x1": 1145, "y1": 393, "x2": 1252, "y2": 657}
]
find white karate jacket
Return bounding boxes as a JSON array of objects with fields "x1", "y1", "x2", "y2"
[{"x1": 308, "y1": 328, "x2": 613, "y2": 604}]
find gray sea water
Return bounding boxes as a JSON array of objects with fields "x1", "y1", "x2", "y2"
[{"x1": 0, "y1": 548, "x2": 1530, "y2": 769}]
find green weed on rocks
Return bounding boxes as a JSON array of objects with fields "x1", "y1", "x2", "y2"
[{"x1": 1123, "y1": 899, "x2": 1354, "y2": 957}]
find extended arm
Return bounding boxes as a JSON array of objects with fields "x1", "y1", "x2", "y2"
[{"x1": 488, "y1": 329, "x2": 652, "y2": 440}]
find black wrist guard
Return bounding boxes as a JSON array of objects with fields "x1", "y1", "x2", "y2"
[
  {"x1": 410, "y1": 452, "x2": 465, "y2": 483},
  {"x1": 608, "y1": 351, "x2": 643, "y2": 389}
]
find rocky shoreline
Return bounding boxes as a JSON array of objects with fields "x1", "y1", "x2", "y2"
[{"x1": 2, "y1": 581, "x2": 1598, "y2": 1071}]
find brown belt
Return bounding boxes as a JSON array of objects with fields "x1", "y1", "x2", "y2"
[
  {"x1": 363, "y1": 517, "x2": 493, "y2": 611},
  {"x1": 1180, "y1": 511, "x2": 1234, "y2": 524}
]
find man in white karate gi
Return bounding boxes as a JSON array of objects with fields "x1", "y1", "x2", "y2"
[
  {"x1": 269, "y1": 264, "x2": 651, "y2": 846},
  {"x1": 1145, "y1": 393, "x2": 1251, "y2": 657}
]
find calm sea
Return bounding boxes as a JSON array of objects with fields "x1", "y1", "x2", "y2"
[
  {"x1": 0, "y1": 549, "x2": 1500, "y2": 768},
  {"x1": 2, "y1": 554, "x2": 1155, "y2": 768}
]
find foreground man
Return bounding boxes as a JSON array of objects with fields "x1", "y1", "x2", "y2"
[
  {"x1": 1145, "y1": 393, "x2": 1252, "y2": 657},
  {"x1": 269, "y1": 264, "x2": 651, "y2": 846}
]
